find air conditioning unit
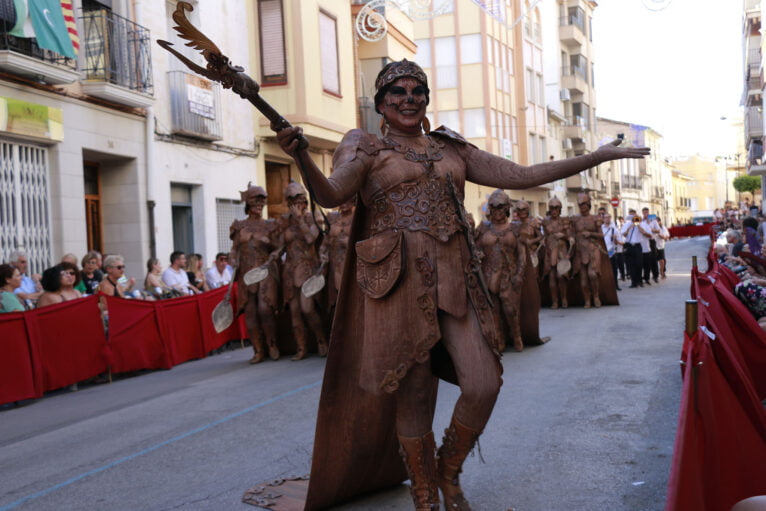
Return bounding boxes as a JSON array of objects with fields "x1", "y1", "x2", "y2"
[
  {"x1": 560, "y1": 89, "x2": 571, "y2": 101},
  {"x1": 562, "y1": 138, "x2": 573, "y2": 150}
]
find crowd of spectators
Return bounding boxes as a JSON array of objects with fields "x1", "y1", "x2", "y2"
[
  {"x1": 0, "y1": 249, "x2": 235, "y2": 314},
  {"x1": 712, "y1": 202, "x2": 766, "y2": 331}
]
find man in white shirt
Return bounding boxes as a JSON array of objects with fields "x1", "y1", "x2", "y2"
[
  {"x1": 602, "y1": 214, "x2": 624, "y2": 291},
  {"x1": 639, "y1": 207, "x2": 660, "y2": 285},
  {"x1": 621, "y1": 209, "x2": 646, "y2": 288},
  {"x1": 205, "y1": 252, "x2": 233, "y2": 289},
  {"x1": 162, "y1": 251, "x2": 198, "y2": 295},
  {"x1": 655, "y1": 218, "x2": 670, "y2": 279}
]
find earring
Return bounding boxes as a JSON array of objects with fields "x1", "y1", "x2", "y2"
[
  {"x1": 380, "y1": 118, "x2": 389, "y2": 136},
  {"x1": 422, "y1": 116, "x2": 431, "y2": 134}
]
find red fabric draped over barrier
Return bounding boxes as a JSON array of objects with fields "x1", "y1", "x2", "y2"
[
  {"x1": 27, "y1": 295, "x2": 109, "y2": 392},
  {"x1": 1, "y1": 288, "x2": 245, "y2": 406},
  {"x1": 666, "y1": 251, "x2": 766, "y2": 511},
  {"x1": 0, "y1": 311, "x2": 39, "y2": 403},
  {"x1": 105, "y1": 296, "x2": 171, "y2": 373},
  {"x1": 668, "y1": 223, "x2": 715, "y2": 239}
]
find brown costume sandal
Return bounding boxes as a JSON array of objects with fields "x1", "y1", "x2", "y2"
[
  {"x1": 437, "y1": 418, "x2": 481, "y2": 511},
  {"x1": 398, "y1": 432, "x2": 440, "y2": 511}
]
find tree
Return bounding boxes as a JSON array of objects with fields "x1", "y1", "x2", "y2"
[{"x1": 732, "y1": 174, "x2": 761, "y2": 194}]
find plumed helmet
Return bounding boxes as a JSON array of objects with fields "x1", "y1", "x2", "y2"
[
  {"x1": 488, "y1": 189, "x2": 511, "y2": 208},
  {"x1": 374, "y1": 59, "x2": 430, "y2": 115},
  {"x1": 548, "y1": 196, "x2": 562, "y2": 208},
  {"x1": 285, "y1": 181, "x2": 307, "y2": 199},
  {"x1": 515, "y1": 199, "x2": 530, "y2": 211},
  {"x1": 239, "y1": 183, "x2": 267, "y2": 202}
]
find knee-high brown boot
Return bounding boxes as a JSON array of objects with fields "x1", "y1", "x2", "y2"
[
  {"x1": 291, "y1": 329, "x2": 307, "y2": 361},
  {"x1": 437, "y1": 418, "x2": 480, "y2": 511},
  {"x1": 398, "y1": 432, "x2": 440, "y2": 511}
]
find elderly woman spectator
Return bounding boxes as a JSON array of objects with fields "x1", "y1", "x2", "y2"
[
  {"x1": 99, "y1": 255, "x2": 130, "y2": 298},
  {"x1": 0, "y1": 264, "x2": 26, "y2": 312},
  {"x1": 8, "y1": 250, "x2": 42, "y2": 302},
  {"x1": 185, "y1": 253, "x2": 209, "y2": 293},
  {"x1": 80, "y1": 251, "x2": 103, "y2": 295},
  {"x1": 61, "y1": 254, "x2": 87, "y2": 293},
  {"x1": 37, "y1": 263, "x2": 83, "y2": 308},
  {"x1": 726, "y1": 229, "x2": 745, "y2": 257}
]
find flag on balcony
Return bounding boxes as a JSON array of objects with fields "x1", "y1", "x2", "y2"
[
  {"x1": 60, "y1": 0, "x2": 78, "y2": 55},
  {"x1": 9, "y1": 0, "x2": 36, "y2": 38},
  {"x1": 11, "y1": 0, "x2": 79, "y2": 59}
]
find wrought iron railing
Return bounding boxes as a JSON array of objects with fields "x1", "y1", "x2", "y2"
[
  {"x1": 80, "y1": 9, "x2": 153, "y2": 95},
  {"x1": 168, "y1": 70, "x2": 223, "y2": 141},
  {"x1": 611, "y1": 181, "x2": 620, "y2": 194},
  {"x1": 559, "y1": 8, "x2": 585, "y2": 33},
  {"x1": 621, "y1": 175, "x2": 641, "y2": 189},
  {"x1": 0, "y1": 31, "x2": 76, "y2": 70}
]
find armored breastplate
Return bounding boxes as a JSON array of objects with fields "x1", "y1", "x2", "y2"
[{"x1": 368, "y1": 172, "x2": 462, "y2": 242}]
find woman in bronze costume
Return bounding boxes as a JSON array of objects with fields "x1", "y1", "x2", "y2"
[
  {"x1": 476, "y1": 190, "x2": 526, "y2": 353},
  {"x1": 513, "y1": 200, "x2": 550, "y2": 347},
  {"x1": 275, "y1": 60, "x2": 648, "y2": 511},
  {"x1": 542, "y1": 196, "x2": 574, "y2": 309},
  {"x1": 277, "y1": 181, "x2": 328, "y2": 359},
  {"x1": 228, "y1": 184, "x2": 280, "y2": 363},
  {"x1": 319, "y1": 198, "x2": 355, "y2": 315}
]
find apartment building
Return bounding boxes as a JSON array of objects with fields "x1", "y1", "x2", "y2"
[
  {"x1": 410, "y1": 0, "x2": 550, "y2": 219},
  {"x1": 541, "y1": 0, "x2": 598, "y2": 216},
  {"x1": 671, "y1": 170, "x2": 693, "y2": 225},
  {"x1": 0, "y1": 0, "x2": 155, "y2": 274},
  {"x1": 743, "y1": 0, "x2": 766, "y2": 204},
  {"x1": 252, "y1": 0, "x2": 358, "y2": 219},
  {"x1": 669, "y1": 155, "x2": 729, "y2": 218},
  {"x1": 596, "y1": 117, "x2": 671, "y2": 223}
]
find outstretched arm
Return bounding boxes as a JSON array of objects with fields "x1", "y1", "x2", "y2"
[{"x1": 466, "y1": 140, "x2": 650, "y2": 189}]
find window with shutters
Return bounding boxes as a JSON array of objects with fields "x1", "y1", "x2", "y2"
[
  {"x1": 259, "y1": 0, "x2": 287, "y2": 85},
  {"x1": 319, "y1": 10, "x2": 340, "y2": 96}
]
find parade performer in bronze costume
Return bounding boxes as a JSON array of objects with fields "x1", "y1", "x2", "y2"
[
  {"x1": 319, "y1": 198, "x2": 354, "y2": 313},
  {"x1": 228, "y1": 184, "x2": 280, "y2": 363},
  {"x1": 542, "y1": 196, "x2": 574, "y2": 309},
  {"x1": 277, "y1": 182, "x2": 328, "y2": 360},
  {"x1": 571, "y1": 192, "x2": 605, "y2": 308},
  {"x1": 273, "y1": 60, "x2": 649, "y2": 511},
  {"x1": 476, "y1": 190, "x2": 526, "y2": 352},
  {"x1": 514, "y1": 200, "x2": 550, "y2": 347}
]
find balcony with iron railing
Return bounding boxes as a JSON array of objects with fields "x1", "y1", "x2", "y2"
[
  {"x1": 168, "y1": 70, "x2": 223, "y2": 141},
  {"x1": 621, "y1": 175, "x2": 641, "y2": 190},
  {"x1": 0, "y1": 29, "x2": 79, "y2": 84},
  {"x1": 611, "y1": 181, "x2": 620, "y2": 194},
  {"x1": 561, "y1": 64, "x2": 588, "y2": 93},
  {"x1": 79, "y1": 9, "x2": 154, "y2": 107},
  {"x1": 563, "y1": 115, "x2": 586, "y2": 141},
  {"x1": 746, "y1": 106, "x2": 764, "y2": 140}
]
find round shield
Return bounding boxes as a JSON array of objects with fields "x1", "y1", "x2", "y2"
[
  {"x1": 243, "y1": 265, "x2": 269, "y2": 286},
  {"x1": 212, "y1": 300, "x2": 234, "y2": 333},
  {"x1": 301, "y1": 274, "x2": 326, "y2": 298},
  {"x1": 530, "y1": 252, "x2": 539, "y2": 268},
  {"x1": 556, "y1": 258, "x2": 571, "y2": 276}
]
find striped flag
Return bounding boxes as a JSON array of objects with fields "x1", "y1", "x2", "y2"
[{"x1": 60, "y1": 0, "x2": 79, "y2": 55}]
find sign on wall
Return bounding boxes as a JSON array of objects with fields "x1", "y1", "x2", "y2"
[
  {"x1": 0, "y1": 97, "x2": 63, "y2": 141},
  {"x1": 185, "y1": 74, "x2": 215, "y2": 120}
]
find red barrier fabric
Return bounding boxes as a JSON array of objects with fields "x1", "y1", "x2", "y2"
[
  {"x1": 105, "y1": 296, "x2": 171, "y2": 373},
  {"x1": 667, "y1": 247, "x2": 766, "y2": 510},
  {"x1": 668, "y1": 223, "x2": 715, "y2": 238},
  {"x1": 0, "y1": 311, "x2": 40, "y2": 403},
  {"x1": 156, "y1": 295, "x2": 206, "y2": 366},
  {"x1": 27, "y1": 295, "x2": 109, "y2": 392}
]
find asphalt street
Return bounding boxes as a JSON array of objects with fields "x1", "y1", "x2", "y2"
[{"x1": 0, "y1": 236, "x2": 710, "y2": 511}]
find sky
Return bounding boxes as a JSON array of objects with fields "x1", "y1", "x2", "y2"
[{"x1": 592, "y1": 0, "x2": 745, "y2": 158}]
